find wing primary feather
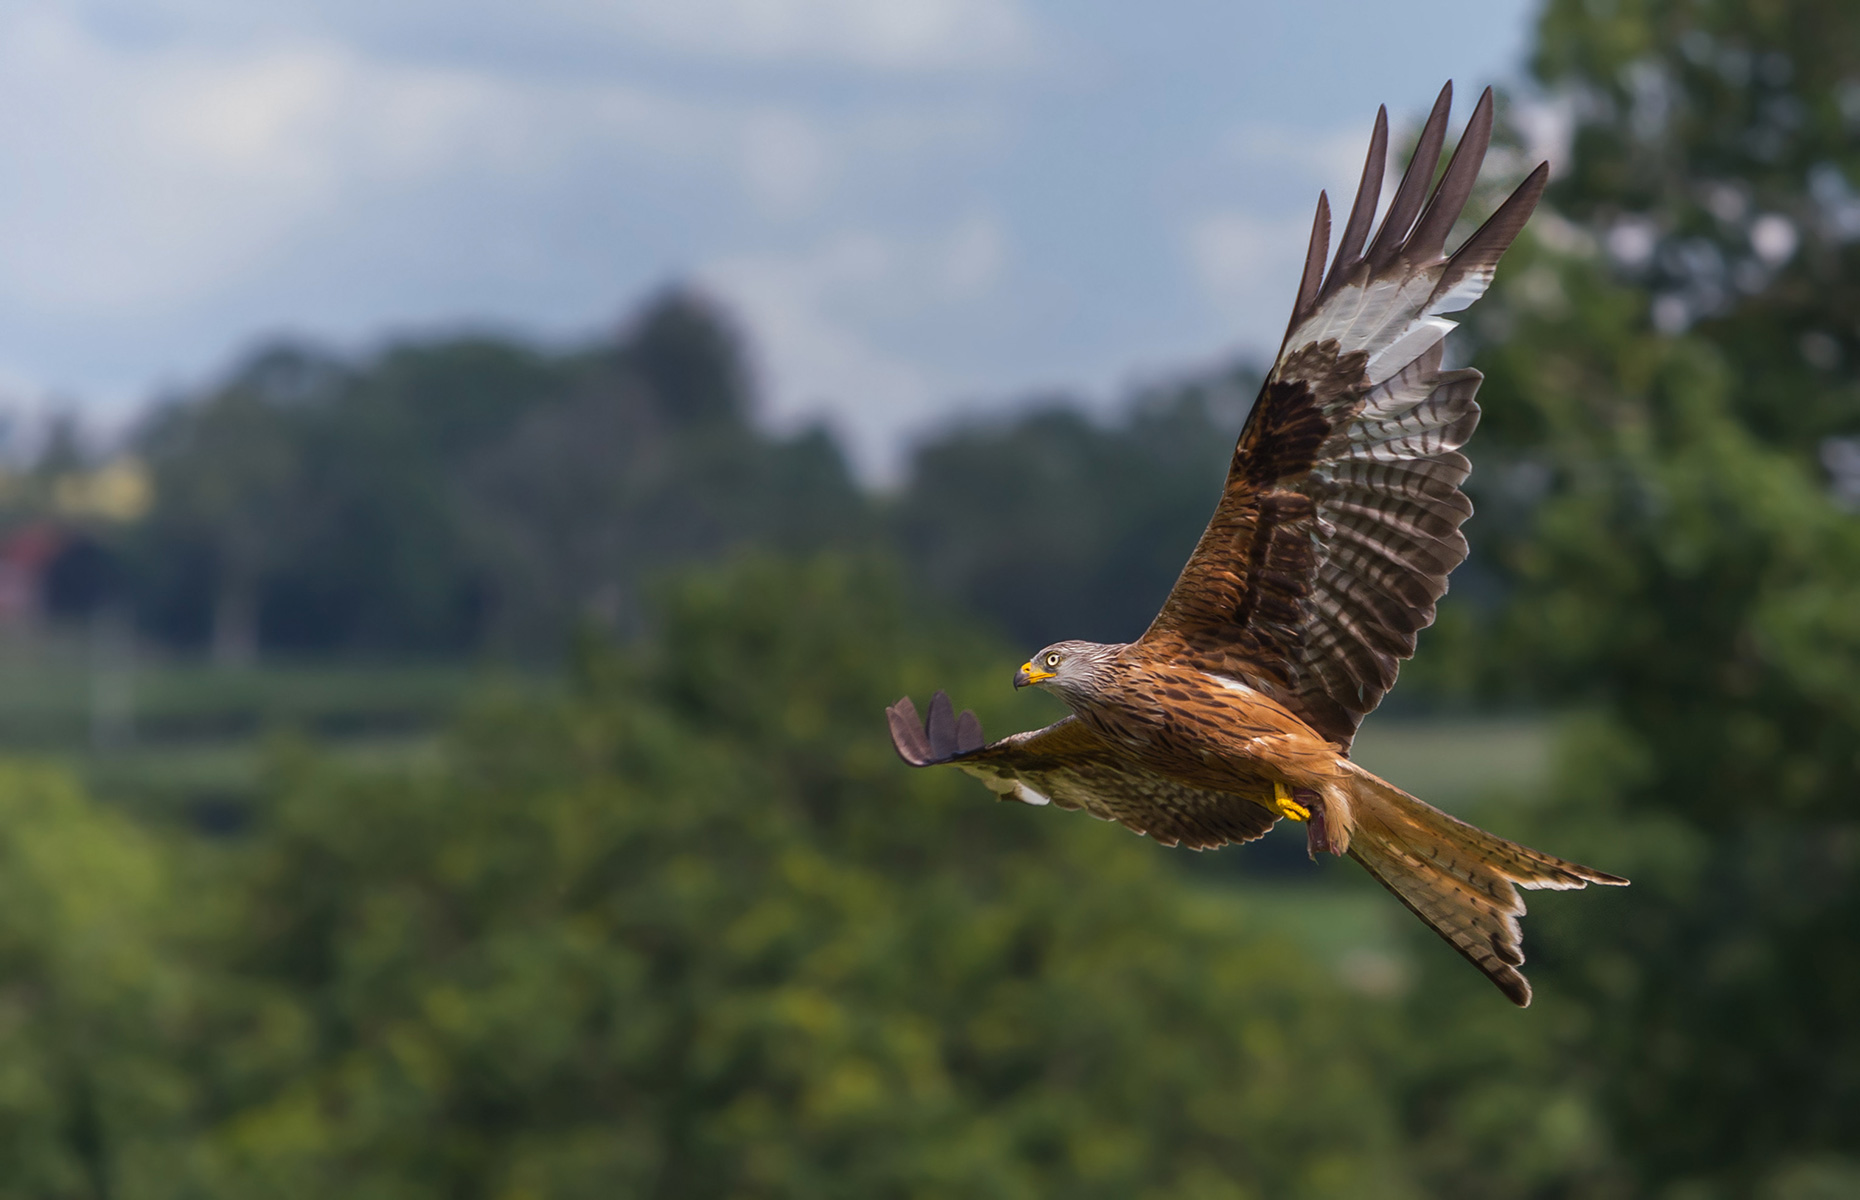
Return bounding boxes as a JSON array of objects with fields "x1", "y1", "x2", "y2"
[
  {"x1": 1365, "y1": 81, "x2": 1454, "y2": 272},
  {"x1": 887, "y1": 693, "x2": 988, "y2": 767},
  {"x1": 885, "y1": 697, "x2": 934, "y2": 766},
  {"x1": 1432, "y1": 161, "x2": 1549, "y2": 309},
  {"x1": 1324, "y1": 105, "x2": 1388, "y2": 296},
  {"x1": 955, "y1": 709, "x2": 984, "y2": 754},
  {"x1": 927, "y1": 690, "x2": 957, "y2": 759},
  {"x1": 1406, "y1": 86, "x2": 1494, "y2": 263},
  {"x1": 1291, "y1": 191, "x2": 1331, "y2": 329}
]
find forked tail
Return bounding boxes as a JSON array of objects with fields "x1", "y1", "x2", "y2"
[{"x1": 1338, "y1": 762, "x2": 1628, "y2": 1007}]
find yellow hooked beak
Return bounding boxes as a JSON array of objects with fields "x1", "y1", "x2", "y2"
[{"x1": 1014, "y1": 661, "x2": 1056, "y2": 688}]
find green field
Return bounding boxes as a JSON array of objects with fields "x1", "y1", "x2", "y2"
[
  {"x1": 0, "y1": 632, "x2": 553, "y2": 815},
  {"x1": 1347, "y1": 715, "x2": 1552, "y2": 807},
  {"x1": 0, "y1": 633, "x2": 1541, "y2": 1009},
  {"x1": 0, "y1": 631, "x2": 1555, "y2": 827}
]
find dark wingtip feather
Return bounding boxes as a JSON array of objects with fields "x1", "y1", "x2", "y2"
[
  {"x1": 955, "y1": 709, "x2": 984, "y2": 754},
  {"x1": 1324, "y1": 105, "x2": 1388, "y2": 297},
  {"x1": 927, "y1": 690, "x2": 958, "y2": 759},
  {"x1": 886, "y1": 697, "x2": 934, "y2": 766},
  {"x1": 1365, "y1": 81, "x2": 1454, "y2": 273},
  {"x1": 1290, "y1": 191, "x2": 1331, "y2": 329},
  {"x1": 1407, "y1": 85, "x2": 1494, "y2": 262},
  {"x1": 887, "y1": 691, "x2": 986, "y2": 766},
  {"x1": 1431, "y1": 160, "x2": 1549, "y2": 306}
]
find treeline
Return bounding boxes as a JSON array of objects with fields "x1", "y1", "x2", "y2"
[
  {"x1": 4, "y1": 290, "x2": 1257, "y2": 664},
  {"x1": 121, "y1": 297, "x2": 873, "y2": 659}
]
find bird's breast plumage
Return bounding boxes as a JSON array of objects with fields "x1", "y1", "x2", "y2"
[{"x1": 1064, "y1": 655, "x2": 1342, "y2": 794}]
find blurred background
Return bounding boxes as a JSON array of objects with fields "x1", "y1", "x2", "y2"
[{"x1": 1, "y1": 0, "x2": 1857, "y2": 1196}]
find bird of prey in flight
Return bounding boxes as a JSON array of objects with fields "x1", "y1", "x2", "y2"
[{"x1": 887, "y1": 83, "x2": 1627, "y2": 1007}]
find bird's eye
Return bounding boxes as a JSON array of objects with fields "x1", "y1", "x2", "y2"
[{"x1": 1045, "y1": 653, "x2": 1061, "y2": 668}]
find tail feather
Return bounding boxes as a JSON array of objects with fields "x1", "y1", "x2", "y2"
[{"x1": 1339, "y1": 763, "x2": 1627, "y2": 1007}]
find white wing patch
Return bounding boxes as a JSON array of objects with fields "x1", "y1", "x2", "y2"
[
  {"x1": 1208, "y1": 673, "x2": 1265, "y2": 697},
  {"x1": 1287, "y1": 274, "x2": 1483, "y2": 390},
  {"x1": 959, "y1": 761, "x2": 1055, "y2": 806},
  {"x1": 1013, "y1": 782, "x2": 1053, "y2": 806}
]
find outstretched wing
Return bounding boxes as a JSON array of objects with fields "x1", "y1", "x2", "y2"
[
  {"x1": 886, "y1": 691, "x2": 1278, "y2": 850},
  {"x1": 1141, "y1": 83, "x2": 1546, "y2": 749}
]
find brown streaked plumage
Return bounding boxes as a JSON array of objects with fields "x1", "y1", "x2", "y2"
[{"x1": 887, "y1": 83, "x2": 1627, "y2": 1007}]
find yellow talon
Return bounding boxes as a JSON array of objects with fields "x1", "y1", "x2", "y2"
[{"x1": 1272, "y1": 780, "x2": 1310, "y2": 822}]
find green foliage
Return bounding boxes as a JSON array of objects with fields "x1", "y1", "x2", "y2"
[
  {"x1": 1464, "y1": 248, "x2": 1860, "y2": 1191},
  {"x1": 0, "y1": 764, "x2": 191, "y2": 1196},
  {"x1": 1405, "y1": 2, "x2": 1860, "y2": 1188},
  {"x1": 1533, "y1": 0, "x2": 1860, "y2": 450},
  {"x1": 5, "y1": 557, "x2": 1568, "y2": 1198},
  {"x1": 173, "y1": 556, "x2": 1419, "y2": 1198}
]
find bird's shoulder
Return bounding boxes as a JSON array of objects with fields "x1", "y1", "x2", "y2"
[{"x1": 1103, "y1": 650, "x2": 1316, "y2": 733}]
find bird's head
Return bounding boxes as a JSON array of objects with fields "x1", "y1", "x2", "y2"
[{"x1": 1014, "y1": 640, "x2": 1121, "y2": 701}]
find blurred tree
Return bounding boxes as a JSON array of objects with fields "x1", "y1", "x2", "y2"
[
  {"x1": 135, "y1": 349, "x2": 319, "y2": 664},
  {"x1": 1403, "y1": 5, "x2": 1860, "y2": 1186},
  {"x1": 461, "y1": 295, "x2": 868, "y2": 652},
  {"x1": 0, "y1": 765, "x2": 193, "y2": 1196},
  {"x1": 256, "y1": 336, "x2": 568, "y2": 654},
  {"x1": 125, "y1": 292, "x2": 871, "y2": 660},
  {"x1": 1462, "y1": 239, "x2": 1860, "y2": 1196},
  {"x1": 175, "y1": 556, "x2": 1427, "y2": 1199},
  {"x1": 0, "y1": 552, "x2": 1644, "y2": 1199},
  {"x1": 1532, "y1": 0, "x2": 1860, "y2": 452},
  {"x1": 625, "y1": 287, "x2": 755, "y2": 429}
]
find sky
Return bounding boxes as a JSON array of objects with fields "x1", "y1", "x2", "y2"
[{"x1": 0, "y1": 0, "x2": 1542, "y2": 477}]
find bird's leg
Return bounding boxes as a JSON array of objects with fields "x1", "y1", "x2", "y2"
[
  {"x1": 1270, "y1": 779, "x2": 1311, "y2": 822},
  {"x1": 1297, "y1": 788, "x2": 1331, "y2": 859},
  {"x1": 1272, "y1": 782, "x2": 1334, "y2": 858}
]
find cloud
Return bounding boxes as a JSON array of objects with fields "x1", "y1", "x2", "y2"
[
  {"x1": 574, "y1": 0, "x2": 1035, "y2": 71},
  {"x1": 698, "y1": 212, "x2": 1008, "y2": 479},
  {"x1": 0, "y1": 2, "x2": 1010, "y2": 338},
  {"x1": 938, "y1": 213, "x2": 1004, "y2": 296},
  {"x1": 0, "y1": 0, "x2": 1539, "y2": 481},
  {"x1": 73, "y1": 0, "x2": 1038, "y2": 75},
  {"x1": 0, "y1": 8, "x2": 617, "y2": 314},
  {"x1": 739, "y1": 109, "x2": 834, "y2": 218}
]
